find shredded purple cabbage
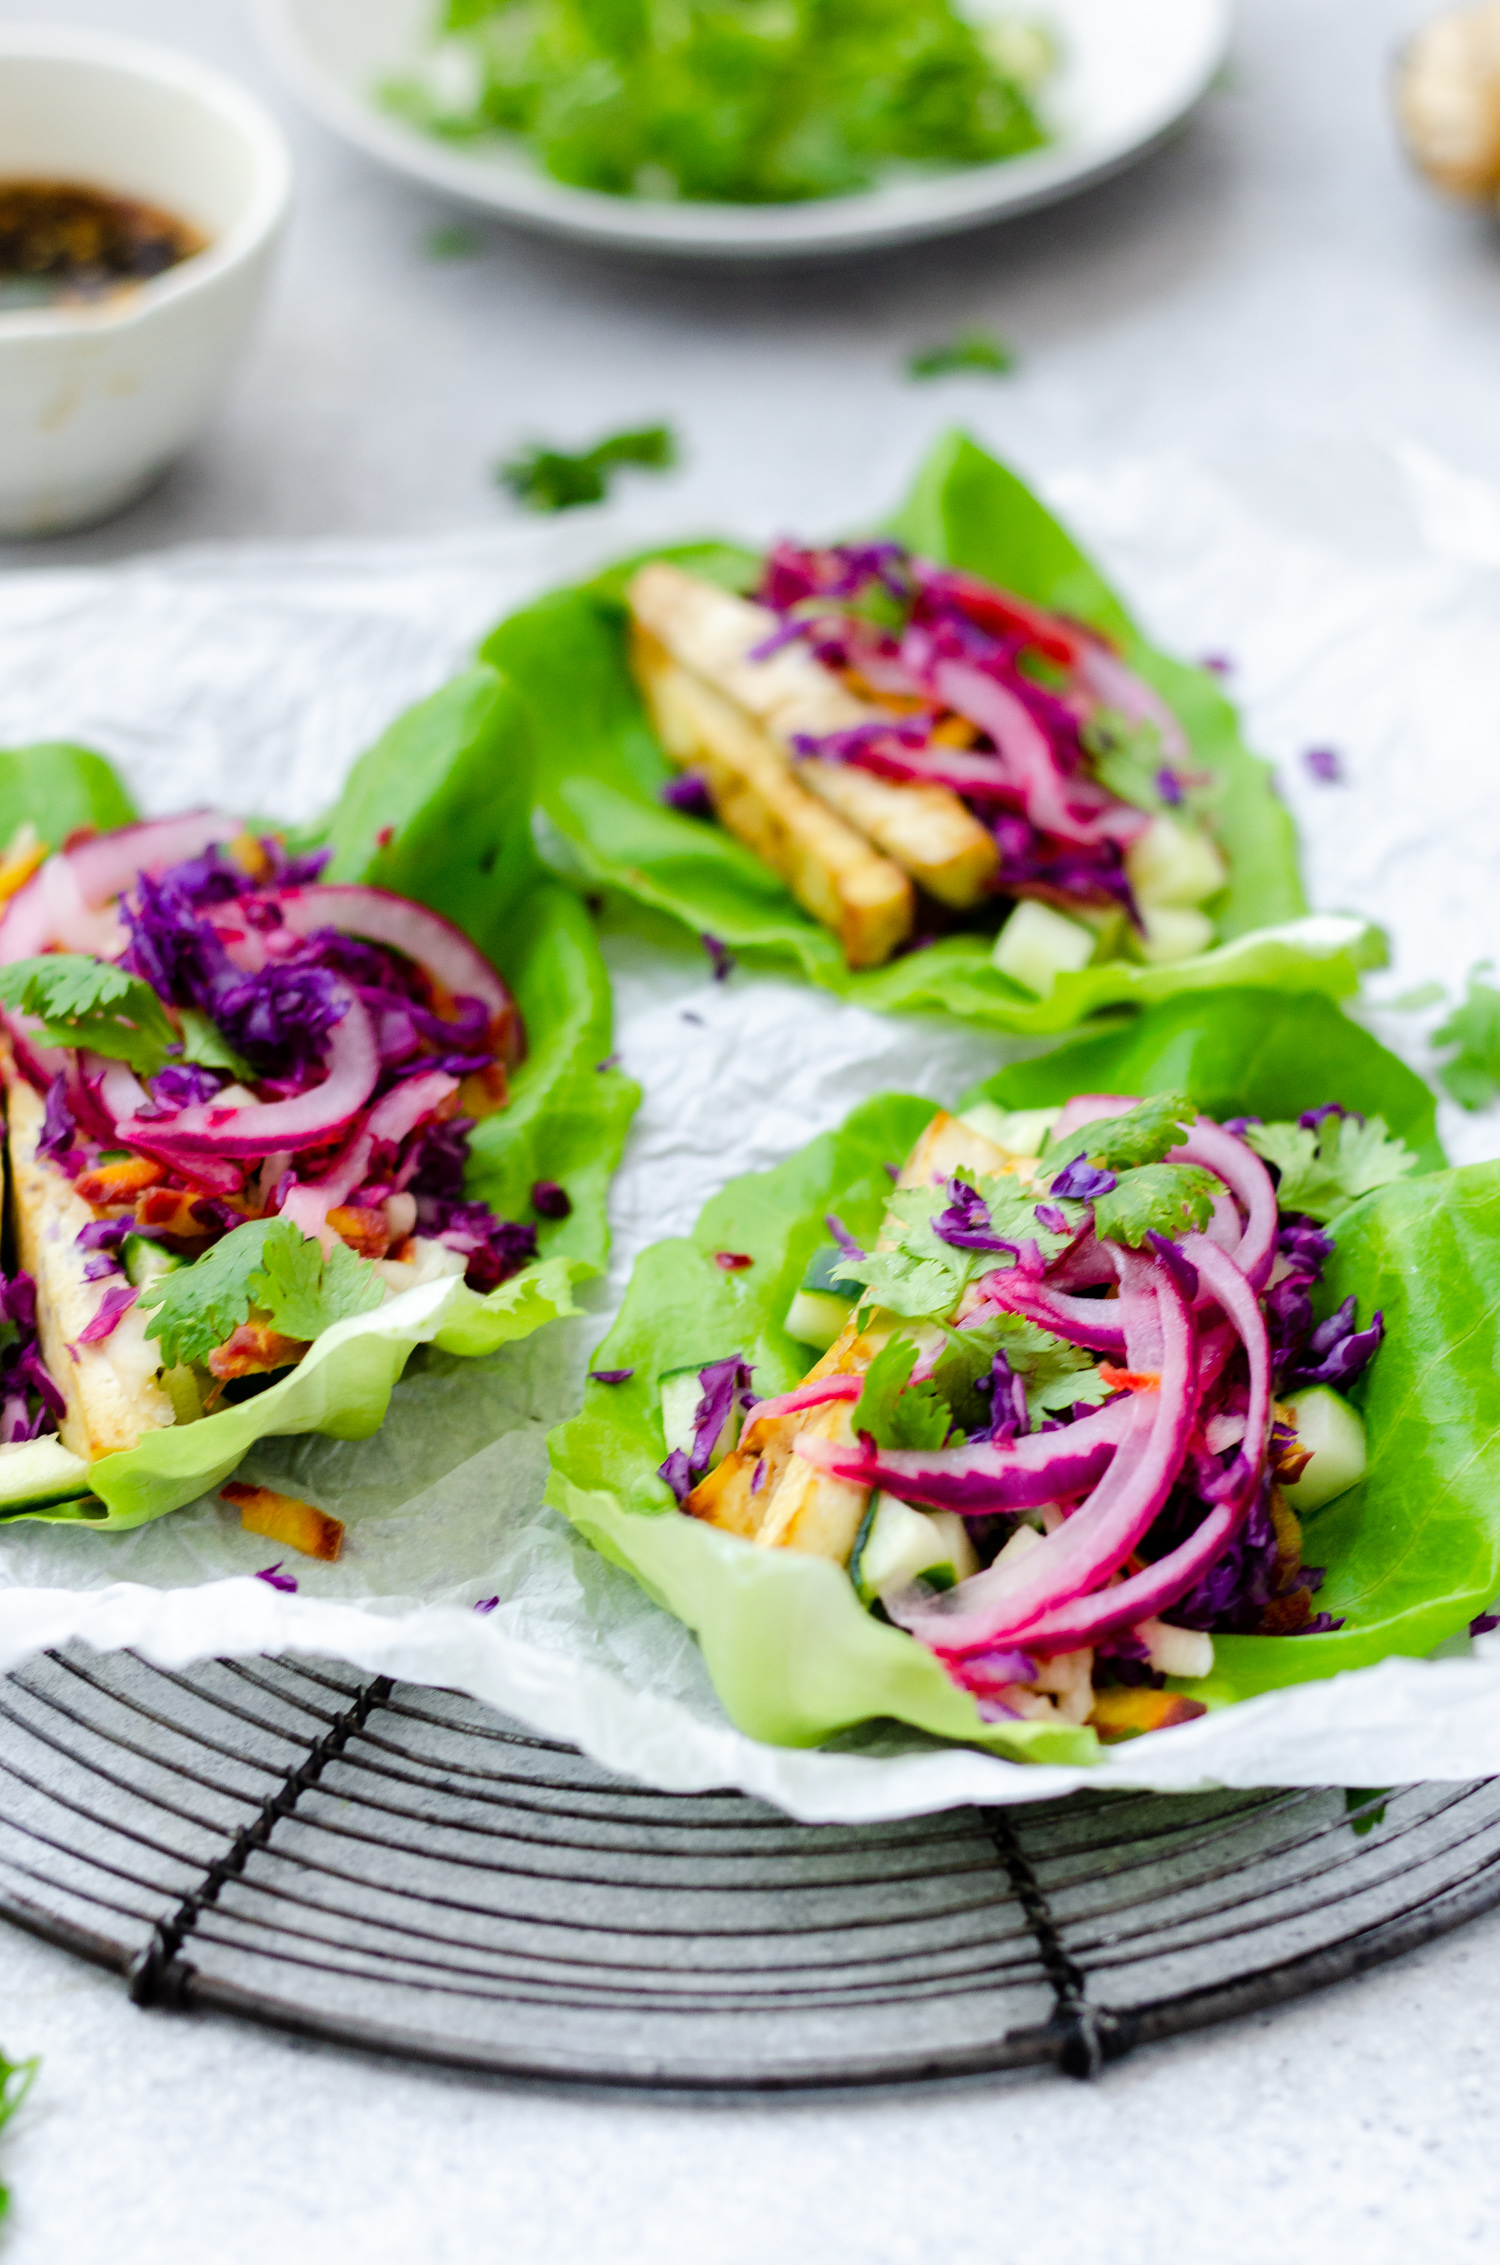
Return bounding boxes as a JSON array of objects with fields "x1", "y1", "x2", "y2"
[
  {"x1": 531, "y1": 1180, "x2": 572, "y2": 1220},
  {"x1": 37, "y1": 1073, "x2": 74, "y2": 1163},
  {"x1": 255, "y1": 1563, "x2": 298, "y2": 1593},
  {"x1": 1050, "y1": 1156, "x2": 1117, "y2": 1203},
  {"x1": 660, "y1": 772, "x2": 713, "y2": 817},
  {"x1": 590, "y1": 1368, "x2": 635, "y2": 1385}
]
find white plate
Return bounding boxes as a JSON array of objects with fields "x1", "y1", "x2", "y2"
[{"x1": 259, "y1": 0, "x2": 1231, "y2": 262}]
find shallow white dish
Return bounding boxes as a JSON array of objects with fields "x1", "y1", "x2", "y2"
[{"x1": 260, "y1": 0, "x2": 1231, "y2": 262}]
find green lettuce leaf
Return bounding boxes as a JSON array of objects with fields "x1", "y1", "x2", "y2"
[
  {"x1": 4, "y1": 675, "x2": 638, "y2": 1529},
  {"x1": 547, "y1": 990, "x2": 1462, "y2": 1761},
  {"x1": 0, "y1": 742, "x2": 137, "y2": 850},
  {"x1": 485, "y1": 432, "x2": 1382, "y2": 1036},
  {"x1": 24, "y1": 1256, "x2": 585, "y2": 1533}
]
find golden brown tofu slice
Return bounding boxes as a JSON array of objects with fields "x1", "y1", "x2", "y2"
[
  {"x1": 627, "y1": 563, "x2": 998, "y2": 911},
  {"x1": 896, "y1": 1109, "x2": 1037, "y2": 1194},
  {"x1": 6, "y1": 1076, "x2": 175, "y2": 1460},
  {"x1": 633, "y1": 630, "x2": 913, "y2": 970},
  {"x1": 686, "y1": 1312, "x2": 888, "y2": 1562}
]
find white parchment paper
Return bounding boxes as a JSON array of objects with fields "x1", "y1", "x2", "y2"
[{"x1": 1, "y1": 437, "x2": 1498, "y2": 1821}]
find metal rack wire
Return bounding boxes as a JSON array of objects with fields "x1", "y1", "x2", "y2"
[{"x1": 2, "y1": 1644, "x2": 1498, "y2": 2089}]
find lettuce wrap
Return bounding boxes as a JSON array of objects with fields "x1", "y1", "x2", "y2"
[
  {"x1": 483, "y1": 432, "x2": 1381, "y2": 1035},
  {"x1": 0, "y1": 673, "x2": 639, "y2": 1534},
  {"x1": 546, "y1": 989, "x2": 1498, "y2": 1768}
]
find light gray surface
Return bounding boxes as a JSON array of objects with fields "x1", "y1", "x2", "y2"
[{"x1": 3, "y1": 0, "x2": 1500, "y2": 2256}]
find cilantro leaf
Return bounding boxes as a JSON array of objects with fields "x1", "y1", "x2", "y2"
[
  {"x1": 1044, "y1": 1091, "x2": 1196, "y2": 1174},
  {"x1": 1092, "y1": 1161, "x2": 1219, "y2": 1248},
  {"x1": 1244, "y1": 1114, "x2": 1418, "y2": 1223},
  {"x1": 1433, "y1": 967, "x2": 1500, "y2": 1111},
  {"x1": 140, "y1": 1218, "x2": 384, "y2": 1368},
  {"x1": 834, "y1": 1172, "x2": 1071, "y2": 1323},
  {"x1": 932, "y1": 1311, "x2": 1111, "y2": 1427},
  {"x1": 907, "y1": 330, "x2": 1016, "y2": 380},
  {"x1": 0, "y1": 954, "x2": 175, "y2": 1076},
  {"x1": 850, "y1": 1337, "x2": 951, "y2": 1452},
  {"x1": 497, "y1": 424, "x2": 677, "y2": 514},
  {"x1": 252, "y1": 1227, "x2": 386, "y2": 1342},
  {"x1": 177, "y1": 1006, "x2": 254, "y2": 1080}
]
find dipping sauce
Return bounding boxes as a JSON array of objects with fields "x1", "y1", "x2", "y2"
[{"x1": 0, "y1": 180, "x2": 206, "y2": 312}]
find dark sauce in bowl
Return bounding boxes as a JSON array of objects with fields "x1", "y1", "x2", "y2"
[{"x1": 0, "y1": 180, "x2": 206, "y2": 312}]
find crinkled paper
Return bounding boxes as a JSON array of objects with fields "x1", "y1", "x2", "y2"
[{"x1": 1, "y1": 440, "x2": 1498, "y2": 1820}]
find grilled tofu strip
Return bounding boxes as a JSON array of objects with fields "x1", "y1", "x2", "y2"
[
  {"x1": 686, "y1": 1311, "x2": 887, "y2": 1561},
  {"x1": 6, "y1": 1077, "x2": 175, "y2": 1459},
  {"x1": 633, "y1": 628, "x2": 914, "y2": 970},
  {"x1": 628, "y1": 563, "x2": 999, "y2": 913},
  {"x1": 897, "y1": 1110, "x2": 1038, "y2": 1195}
]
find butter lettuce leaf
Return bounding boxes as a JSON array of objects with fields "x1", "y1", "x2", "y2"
[
  {"x1": 548, "y1": 991, "x2": 1466, "y2": 1760},
  {"x1": 485, "y1": 433, "x2": 1381, "y2": 1036}
]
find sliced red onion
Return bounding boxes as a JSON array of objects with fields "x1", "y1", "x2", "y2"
[
  {"x1": 1171, "y1": 1121, "x2": 1277, "y2": 1291},
  {"x1": 931, "y1": 660, "x2": 1104, "y2": 848},
  {"x1": 1050, "y1": 1093, "x2": 1139, "y2": 1144},
  {"x1": 365, "y1": 1069, "x2": 458, "y2": 1148},
  {"x1": 1000, "y1": 1494, "x2": 1244, "y2": 1655},
  {"x1": 0, "y1": 813, "x2": 241, "y2": 962},
  {"x1": 897, "y1": 1262, "x2": 1197, "y2": 1652},
  {"x1": 1075, "y1": 642, "x2": 1190, "y2": 767},
  {"x1": 1179, "y1": 1234, "x2": 1271, "y2": 1498},
  {"x1": 115, "y1": 985, "x2": 378, "y2": 1158},
  {"x1": 744, "y1": 1374, "x2": 862, "y2": 1435},
  {"x1": 795, "y1": 1393, "x2": 1135, "y2": 1512},
  {"x1": 978, "y1": 1268, "x2": 1127, "y2": 1357},
  {"x1": 273, "y1": 886, "x2": 524, "y2": 1066}
]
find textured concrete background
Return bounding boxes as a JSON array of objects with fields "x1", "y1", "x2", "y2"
[{"x1": 3, "y1": 0, "x2": 1500, "y2": 2256}]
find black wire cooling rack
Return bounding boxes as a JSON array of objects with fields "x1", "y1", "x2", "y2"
[{"x1": 2, "y1": 1644, "x2": 1498, "y2": 2090}]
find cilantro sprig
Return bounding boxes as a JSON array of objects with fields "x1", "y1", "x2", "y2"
[
  {"x1": 140, "y1": 1217, "x2": 385, "y2": 1369},
  {"x1": 1432, "y1": 966, "x2": 1500, "y2": 1111},
  {"x1": 850, "y1": 1338, "x2": 950, "y2": 1451},
  {"x1": 1042, "y1": 1091, "x2": 1197, "y2": 1174},
  {"x1": 498, "y1": 424, "x2": 677, "y2": 514},
  {"x1": 1244, "y1": 1114, "x2": 1417, "y2": 1224},
  {"x1": 1092, "y1": 1161, "x2": 1219, "y2": 1248},
  {"x1": 0, "y1": 954, "x2": 176, "y2": 1077},
  {"x1": 931, "y1": 1310, "x2": 1111, "y2": 1428},
  {"x1": 834, "y1": 1170, "x2": 1073, "y2": 1322}
]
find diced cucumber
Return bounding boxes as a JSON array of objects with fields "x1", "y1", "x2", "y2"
[
  {"x1": 992, "y1": 898, "x2": 1095, "y2": 995},
  {"x1": 1137, "y1": 1617, "x2": 1215, "y2": 1679},
  {"x1": 659, "y1": 1364, "x2": 741, "y2": 1470},
  {"x1": 1124, "y1": 813, "x2": 1226, "y2": 909},
  {"x1": 1134, "y1": 904, "x2": 1215, "y2": 965},
  {"x1": 161, "y1": 1364, "x2": 204, "y2": 1426},
  {"x1": 123, "y1": 1235, "x2": 186, "y2": 1290},
  {"x1": 926, "y1": 1510, "x2": 980, "y2": 1584},
  {"x1": 800, "y1": 1245, "x2": 860, "y2": 1297},
  {"x1": 0, "y1": 1435, "x2": 92, "y2": 1510},
  {"x1": 852, "y1": 1492, "x2": 970, "y2": 1606},
  {"x1": 1282, "y1": 1386, "x2": 1368, "y2": 1513},
  {"x1": 786, "y1": 1243, "x2": 861, "y2": 1350},
  {"x1": 957, "y1": 1102, "x2": 1057, "y2": 1158},
  {"x1": 785, "y1": 1289, "x2": 855, "y2": 1351}
]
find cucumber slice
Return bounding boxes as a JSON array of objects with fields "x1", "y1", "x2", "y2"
[
  {"x1": 1124, "y1": 813, "x2": 1226, "y2": 908},
  {"x1": 124, "y1": 1235, "x2": 186, "y2": 1289},
  {"x1": 786, "y1": 1288, "x2": 855, "y2": 1350},
  {"x1": 659, "y1": 1364, "x2": 742, "y2": 1470},
  {"x1": 0, "y1": 1435, "x2": 92, "y2": 1510},
  {"x1": 852, "y1": 1492, "x2": 966, "y2": 1606},
  {"x1": 991, "y1": 899, "x2": 1095, "y2": 996},
  {"x1": 1282, "y1": 1386, "x2": 1368, "y2": 1513},
  {"x1": 800, "y1": 1245, "x2": 860, "y2": 1296},
  {"x1": 956, "y1": 1102, "x2": 1057, "y2": 1158},
  {"x1": 1135, "y1": 904, "x2": 1215, "y2": 966}
]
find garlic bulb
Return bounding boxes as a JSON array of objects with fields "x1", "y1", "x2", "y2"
[{"x1": 1395, "y1": 1, "x2": 1500, "y2": 199}]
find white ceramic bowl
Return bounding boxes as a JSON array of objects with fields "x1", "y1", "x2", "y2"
[
  {"x1": 261, "y1": 0, "x2": 1229, "y2": 262},
  {"x1": 0, "y1": 29, "x2": 291, "y2": 537}
]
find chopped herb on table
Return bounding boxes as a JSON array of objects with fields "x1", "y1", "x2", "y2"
[
  {"x1": 907, "y1": 331, "x2": 1017, "y2": 379},
  {"x1": 0, "y1": 2049, "x2": 39, "y2": 2227},
  {"x1": 425, "y1": 222, "x2": 481, "y2": 258},
  {"x1": 497, "y1": 425, "x2": 677, "y2": 514},
  {"x1": 1433, "y1": 964, "x2": 1500, "y2": 1110}
]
